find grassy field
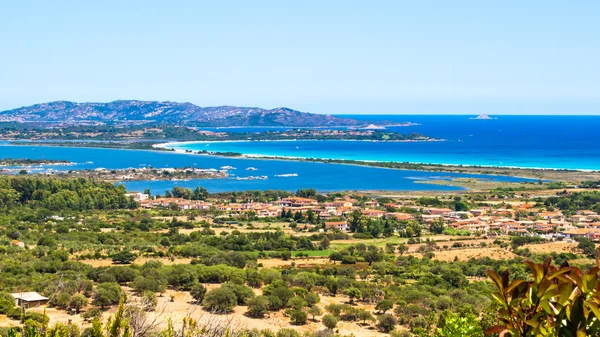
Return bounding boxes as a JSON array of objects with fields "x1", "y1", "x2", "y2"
[{"x1": 292, "y1": 250, "x2": 331, "y2": 257}]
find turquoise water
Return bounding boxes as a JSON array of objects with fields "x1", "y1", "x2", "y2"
[
  {"x1": 171, "y1": 115, "x2": 600, "y2": 170},
  {"x1": 0, "y1": 143, "x2": 533, "y2": 193}
]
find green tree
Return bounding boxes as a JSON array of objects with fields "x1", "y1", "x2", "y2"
[
  {"x1": 190, "y1": 283, "x2": 207, "y2": 304},
  {"x1": 322, "y1": 314, "x2": 338, "y2": 330},
  {"x1": 429, "y1": 218, "x2": 445, "y2": 234},
  {"x1": 577, "y1": 237, "x2": 597, "y2": 258},
  {"x1": 111, "y1": 250, "x2": 137, "y2": 264},
  {"x1": 202, "y1": 287, "x2": 237, "y2": 314},
  {"x1": 247, "y1": 296, "x2": 270, "y2": 318},
  {"x1": 289, "y1": 310, "x2": 308, "y2": 325},
  {"x1": 376, "y1": 299, "x2": 393, "y2": 314},
  {"x1": 344, "y1": 287, "x2": 362, "y2": 305},
  {"x1": 358, "y1": 310, "x2": 375, "y2": 324},
  {"x1": 308, "y1": 306, "x2": 322, "y2": 321},
  {"x1": 0, "y1": 292, "x2": 15, "y2": 314},
  {"x1": 377, "y1": 313, "x2": 397, "y2": 332},
  {"x1": 69, "y1": 294, "x2": 88, "y2": 313},
  {"x1": 92, "y1": 282, "x2": 122, "y2": 309}
]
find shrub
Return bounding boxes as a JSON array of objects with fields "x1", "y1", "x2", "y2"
[
  {"x1": 247, "y1": 296, "x2": 270, "y2": 318},
  {"x1": 202, "y1": 287, "x2": 237, "y2": 313},
  {"x1": 322, "y1": 314, "x2": 338, "y2": 330},
  {"x1": 111, "y1": 250, "x2": 137, "y2": 264},
  {"x1": 289, "y1": 310, "x2": 307, "y2": 325},
  {"x1": 190, "y1": 283, "x2": 207, "y2": 303},
  {"x1": 92, "y1": 282, "x2": 122, "y2": 309},
  {"x1": 69, "y1": 294, "x2": 88, "y2": 313},
  {"x1": 377, "y1": 314, "x2": 397, "y2": 332},
  {"x1": 222, "y1": 283, "x2": 254, "y2": 305},
  {"x1": 0, "y1": 292, "x2": 15, "y2": 314},
  {"x1": 276, "y1": 329, "x2": 300, "y2": 337}
]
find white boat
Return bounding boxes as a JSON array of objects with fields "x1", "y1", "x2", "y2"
[
  {"x1": 220, "y1": 166, "x2": 236, "y2": 170},
  {"x1": 246, "y1": 167, "x2": 258, "y2": 171},
  {"x1": 234, "y1": 175, "x2": 268, "y2": 181},
  {"x1": 275, "y1": 173, "x2": 298, "y2": 177}
]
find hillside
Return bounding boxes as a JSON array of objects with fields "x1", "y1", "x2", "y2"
[{"x1": 0, "y1": 100, "x2": 373, "y2": 127}]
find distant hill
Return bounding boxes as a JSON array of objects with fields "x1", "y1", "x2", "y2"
[{"x1": 0, "y1": 100, "x2": 373, "y2": 127}]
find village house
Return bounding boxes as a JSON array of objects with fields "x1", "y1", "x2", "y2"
[
  {"x1": 540, "y1": 211, "x2": 564, "y2": 222},
  {"x1": 280, "y1": 197, "x2": 318, "y2": 208},
  {"x1": 423, "y1": 207, "x2": 453, "y2": 216},
  {"x1": 12, "y1": 292, "x2": 49, "y2": 309},
  {"x1": 363, "y1": 200, "x2": 379, "y2": 208},
  {"x1": 469, "y1": 209, "x2": 487, "y2": 217},
  {"x1": 562, "y1": 228, "x2": 600, "y2": 240},
  {"x1": 124, "y1": 192, "x2": 149, "y2": 201},
  {"x1": 325, "y1": 221, "x2": 349, "y2": 232},
  {"x1": 362, "y1": 209, "x2": 386, "y2": 218},
  {"x1": 386, "y1": 212, "x2": 415, "y2": 221}
]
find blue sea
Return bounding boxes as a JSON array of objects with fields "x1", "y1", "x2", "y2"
[
  {"x1": 1, "y1": 115, "x2": 595, "y2": 193},
  {"x1": 175, "y1": 115, "x2": 600, "y2": 170}
]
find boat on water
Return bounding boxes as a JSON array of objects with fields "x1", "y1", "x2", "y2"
[
  {"x1": 234, "y1": 175, "x2": 268, "y2": 180},
  {"x1": 246, "y1": 167, "x2": 258, "y2": 171},
  {"x1": 220, "y1": 166, "x2": 236, "y2": 170},
  {"x1": 274, "y1": 173, "x2": 298, "y2": 177}
]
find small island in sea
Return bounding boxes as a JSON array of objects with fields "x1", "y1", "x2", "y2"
[{"x1": 470, "y1": 114, "x2": 496, "y2": 120}]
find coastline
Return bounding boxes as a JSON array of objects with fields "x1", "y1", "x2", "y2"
[
  {"x1": 5, "y1": 141, "x2": 600, "y2": 184},
  {"x1": 154, "y1": 141, "x2": 600, "y2": 175}
]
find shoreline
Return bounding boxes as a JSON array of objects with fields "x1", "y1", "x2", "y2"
[
  {"x1": 4, "y1": 141, "x2": 600, "y2": 183},
  {"x1": 154, "y1": 141, "x2": 600, "y2": 175}
]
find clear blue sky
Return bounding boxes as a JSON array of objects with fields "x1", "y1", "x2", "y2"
[{"x1": 1, "y1": 1, "x2": 599, "y2": 114}]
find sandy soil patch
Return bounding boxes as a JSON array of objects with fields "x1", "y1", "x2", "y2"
[
  {"x1": 431, "y1": 247, "x2": 516, "y2": 262},
  {"x1": 521, "y1": 241, "x2": 579, "y2": 254},
  {"x1": 78, "y1": 257, "x2": 193, "y2": 267},
  {"x1": 258, "y1": 258, "x2": 330, "y2": 269}
]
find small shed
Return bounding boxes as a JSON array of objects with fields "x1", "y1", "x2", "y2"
[{"x1": 11, "y1": 292, "x2": 49, "y2": 308}]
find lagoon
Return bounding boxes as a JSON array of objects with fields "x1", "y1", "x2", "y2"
[{"x1": 0, "y1": 143, "x2": 533, "y2": 193}]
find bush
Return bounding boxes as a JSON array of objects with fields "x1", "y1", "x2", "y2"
[
  {"x1": 289, "y1": 310, "x2": 307, "y2": 325},
  {"x1": 247, "y1": 296, "x2": 270, "y2": 318},
  {"x1": 0, "y1": 292, "x2": 15, "y2": 314},
  {"x1": 69, "y1": 294, "x2": 88, "y2": 313},
  {"x1": 390, "y1": 328, "x2": 411, "y2": 337},
  {"x1": 92, "y1": 282, "x2": 122, "y2": 309},
  {"x1": 81, "y1": 307, "x2": 102, "y2": 321},
  {"x1": 409, "y1": 316, "x2": 429, "y2": 331},
  {"x1": 377, "y1": 314, "x2": 397, "y2": 332},
  {"x1": 276, "y1": 329, "x2": 300, "y2": 337},
  {"x1": 222, "y1": 283, "x2": 254, "y2": 305},
  {"x1": 322, "y1": 314, "x2": 338, "y2": 330},
  {"x1": 111, "y1": 250, "x2": 137, "y2": 264},
  {"x1": 190, "y1": 283, "x2": 207, "y2": 303},
  {"x1": 141, "y1": 291, "x2": 157, "y2": 311},
  {"x1": 202, "y1": 287, "x2": 237, "y2": 313}
]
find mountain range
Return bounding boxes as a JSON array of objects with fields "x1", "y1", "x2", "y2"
[{"x1": 0, "y1": 100, "x2": 375, "y2": 127}]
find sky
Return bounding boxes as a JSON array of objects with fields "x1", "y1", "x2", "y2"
[{"x1": 1, "y1": 1, "x2": 599, "y2": 115}]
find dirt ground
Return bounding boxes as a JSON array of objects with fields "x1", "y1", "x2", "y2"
[
  {"x1": 430, "y1": 247, "x2": 517, "y2": 262},
  {"x1": 1, "y1": 288, "x2": 389, "y2": 337},
  {"x1": 78, "y1": 257, "x2": 194, "y2": 267},
  {"x1": 521, "y1": 241, "x2": 579, "y2": 254},
  {"x1": 257, "y1": 258, "x2": 331, "y2": 269}
]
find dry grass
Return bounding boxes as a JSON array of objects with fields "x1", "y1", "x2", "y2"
[
  {"x1": 78, "y1": 257, "x2": 193, "y2": 267},
  {"x1": 1, "y1": 287, "x2": 389, "y2": 337},
  {"x1": 431, "y1": 247, "x2": 517, "y2": 262},
  {"x1": 521, "y1": 241, "x2": 579, "y2": 254}
]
